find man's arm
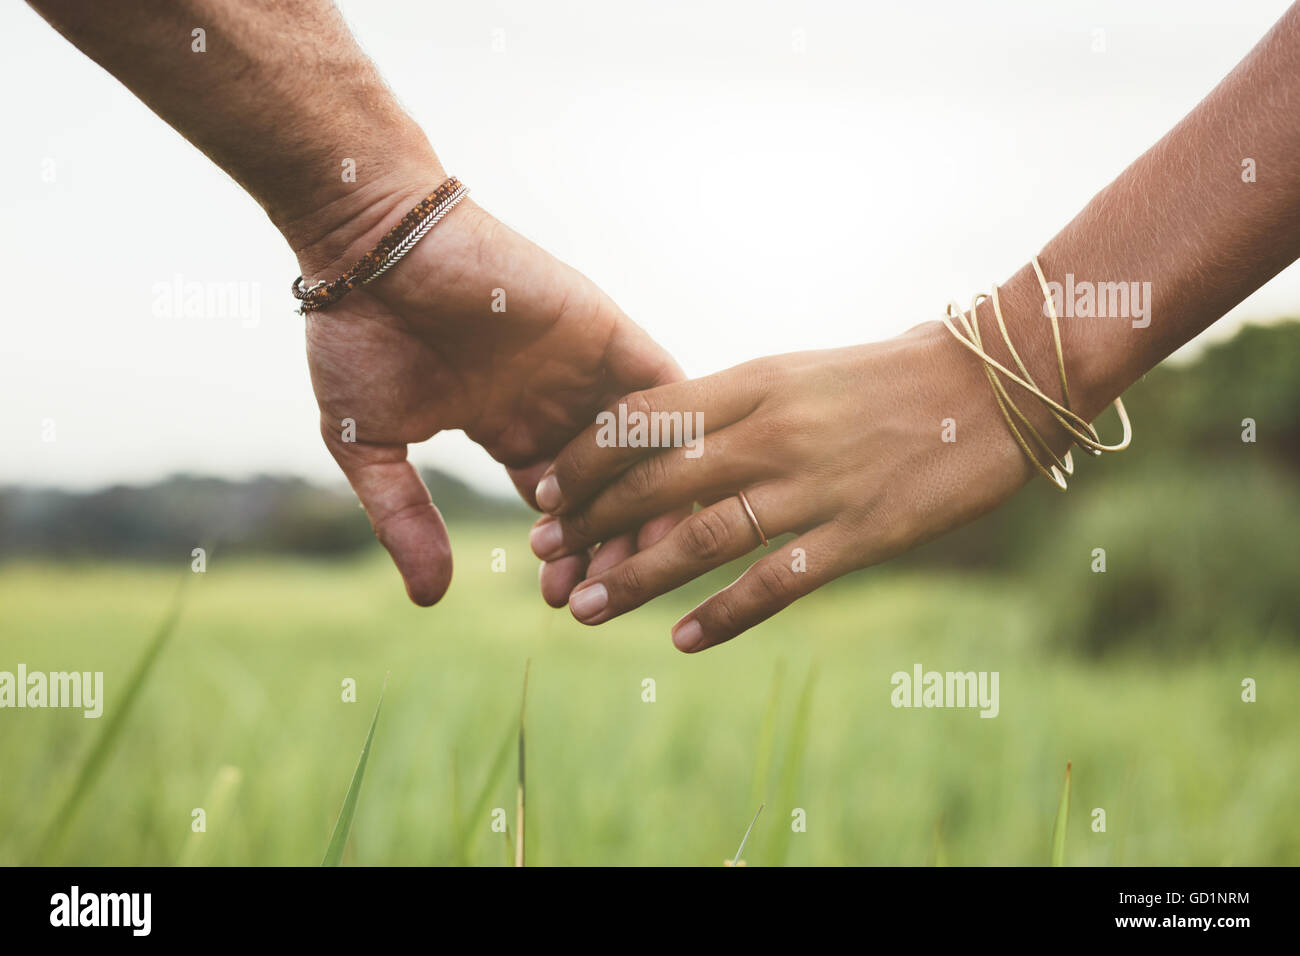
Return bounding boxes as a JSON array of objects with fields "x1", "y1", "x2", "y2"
[
  {"x1": 27, "y1": 0, "x2": 439, "y2": 271},
  {"x1": 28, "y1": 0, "x2": 684, "y2": 606}
]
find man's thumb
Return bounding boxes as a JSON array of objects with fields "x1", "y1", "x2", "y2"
[{"x1": 325, "y1": 432, "x2": 453, "y2": 606}]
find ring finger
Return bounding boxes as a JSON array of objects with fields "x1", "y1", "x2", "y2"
[{"x1": 565, "y1": 481, "x2": 807, "y2": 625}]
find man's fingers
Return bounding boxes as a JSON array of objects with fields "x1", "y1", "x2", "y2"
[
  {"x1": 633, "y1": 508, "x2": 687, "y2": 552},
  {"x1": 323, "y1": 426, "x2": 452, "y2": 606},
  {"x1": 537, "y1": 509, "x2": 683, "y2": 607},
  {"x1": 534, "y1": 365, "x2": 766, "y2": 516},
  {"x1": 538, "y1": 533, "x2": 638, "y2": 608},
  {"x1": 539, "y1": 550, "x2": 587, "y2": 607},
  {"x1": 564, "y1": 483, "x2": 801, "y2": 626},
  {"x1": 602, "y1": 310, "x2": 686, "y2": 394},
  {"x1": 670, "y1": 523, "x2": 847, "y2": 653},
  {"x1": 507, "y1": 460, "x2": 553, "y2": 510},
  {"x1": 585, "y1": 533, "x2": 637, "y2": 578},
  {"x1": 531, "y1": 305, "x2": 685, "y2": 510}
]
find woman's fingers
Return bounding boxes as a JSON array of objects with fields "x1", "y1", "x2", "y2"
[
  {"x1": 671, "y1": 523, "x2": 849, "y2": 653},
  {"x1": 564, "y1": 483, "x2": 802, "y2": 625},
  {"x1": 533, "y1": 364, "x2": 768, "y2": 515},
  {"x1": 539, "y1": 508, "x2": 685, "y2": 607},
  {"x1": 528, "y1": 424, "x2": 761, "y2": 560}
]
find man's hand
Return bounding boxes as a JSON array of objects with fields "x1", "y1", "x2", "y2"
[
  {"x1": 25, "y1": 0, "x2": 688, "y2": 607},
  {"x1": 298, "y1": 187, "x2": 683, "y2": 605}
]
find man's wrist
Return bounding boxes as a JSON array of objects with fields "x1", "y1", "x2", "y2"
[{"x1": 275, "y1": 132, "x2": 447, "y2": 280}]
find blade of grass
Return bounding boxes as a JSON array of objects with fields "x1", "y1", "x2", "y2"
[
  {"x1": 749, "y1": 662, "x2": 784, "y2": 812},
  {"x1": 1051, "y1": 761, "x2": 1072, "y2": 867},
  {"x1": 31, "y1": 580, "x2": 186, "y2": 862},
  {"x1": 766, "y1": 664, "x2": 817, "y2": 867},
  {"x1": 728, "y1": 803, "x2": 764, "y2": 866},
  {"x1": 515, "y1": 660, "x2": 530, "y2": 868},
  {"x1": 178, "y1": 765, "x2": 242, "y2": 867},
  {"x1": 321, "y1": 674, "x2": 387, "y2": 866},
  {"x1": 453, "y1": 722, "x2": 514, "y2": 865}
]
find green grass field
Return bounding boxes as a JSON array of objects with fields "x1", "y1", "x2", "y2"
[{"x1": 3, "y1": 525, "x2": 1297, "y2": 866}]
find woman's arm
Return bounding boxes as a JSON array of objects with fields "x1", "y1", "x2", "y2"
[
  {"x1": 531, "y1": 2, "x2": 1300, "y2": 651},
  {"x1": 1003, "y1": 0, "x2": 1300, "y2": 430}
]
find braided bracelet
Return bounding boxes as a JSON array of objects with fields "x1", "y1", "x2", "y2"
[
  {"x1": 941, "y1": 255, "x2": 1132, "y2": 490},
  {"x1": 291, "y1": 176, "x2": 469, "y2": 314}
]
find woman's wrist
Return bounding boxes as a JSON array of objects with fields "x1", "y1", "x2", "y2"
[{"x1": 960, "y1": 262, "x2": 1127, "y2": 458}]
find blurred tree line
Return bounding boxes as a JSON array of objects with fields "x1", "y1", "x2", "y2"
[
  {"x1": 0, "y1": 468, "x2": 527, "y2": 561},
  {"x1": 3, "y1": 321, "x2": 1297, "y2": 653}
]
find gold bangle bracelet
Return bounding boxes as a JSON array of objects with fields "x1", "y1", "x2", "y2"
[{"x1": 940, "y1": 255, "x2": 1133, "y2": 490}]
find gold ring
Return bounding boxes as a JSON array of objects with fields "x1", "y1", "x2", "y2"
[{"x1": 736, "y1": 490, "x2": 768, "y2": 547}]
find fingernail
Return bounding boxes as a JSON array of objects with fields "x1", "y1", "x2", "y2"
[
  {"x1": 529, "y1": 519, "x2": 564, "y2": 558},
  {"x1": 569, "y1": 583, "x2": 608, "y2": 622},
  {"x1": 672, "y1": 619, "x2": 704, "y2": 652},
  {"x1": 535, "y1": 473, "x2": 562, "y2": 512}
]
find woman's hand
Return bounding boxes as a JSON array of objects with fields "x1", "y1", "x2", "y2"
[{"x1": 530, "y1": 321, "x2": 1050, "y2": 652}]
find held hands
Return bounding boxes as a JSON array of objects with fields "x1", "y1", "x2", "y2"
[
  {"x1": 298, "y1": 180, "x2": 1055, "y2": 649},
  {"x1": 530, "y1": 324, "x2": 1046, "y2": 652},
  {"x1": 299, "y1": 190, "x2": 683, "y2": 606}
]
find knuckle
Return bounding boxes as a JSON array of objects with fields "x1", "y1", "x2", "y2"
[
  {"x1": 565, "y1": 509, "x2": 597, "y2": 542},
  {"x1": 682, "y1": 508, "x2": 731, "y2": 561},
  {"x1": 738, "y1": 356, "x2": 785, "y2": 400},
  {"x1": 623, "y1": 453, "x2": 670, "y2": 500},
  {"x1": 752, "y1": 358, "x2": 783, "y2": 393},
  {"x1": 705, "y1": 595, "x2": 742, "y2": 634},
  {"x1": 750, "y1": 560, "x2": 793, "y2": 604},
  {"x1": 320, "y1": 417, "x2": 353, "y2": 458},
  {"x1": 372, "y1": 499, "x2": 433, "y2": 545},
  {"x1": 556, "y1": 449, "x2": 588, "y2": 490},
  {"x1": 620, "y1": 389, "x2": 657, "y2": 421},
  {"x1": 614, "y1": 560, "x2": 645, "y2": 597}
]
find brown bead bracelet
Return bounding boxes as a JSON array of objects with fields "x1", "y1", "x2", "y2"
[{"x1": 291, "y1": 176, "x2": 468, "y2": 314}]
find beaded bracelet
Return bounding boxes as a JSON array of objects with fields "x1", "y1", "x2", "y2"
[
  {"x1": 291, "y1": 176, "x2": 468, "y2": 314},
  {"x1": 941, "y1": 255, "x2": 1132, "y2": 490}
]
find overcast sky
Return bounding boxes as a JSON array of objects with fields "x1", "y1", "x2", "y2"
[{"x1": 2, "y1": 0, "x2": 1297, "y2": 495}]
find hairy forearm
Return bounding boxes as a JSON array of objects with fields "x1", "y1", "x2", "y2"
[
  {"x1": 985, "y1": 1, "x2": 1300, "y2": 427},
  {"x1": 27, "y1": 0, "x2": 441, "y2": 261}
]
